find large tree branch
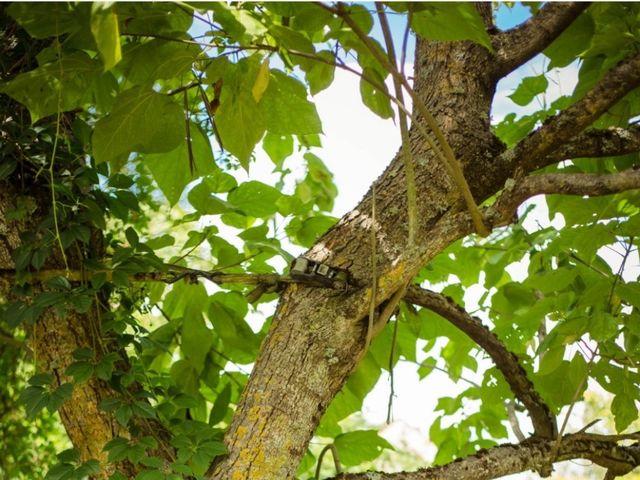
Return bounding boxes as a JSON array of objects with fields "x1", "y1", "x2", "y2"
[
  {"x1": 331, "y1": 433, "x2": 640, "y2": 480},
  {"x1": 404, "y1": 286, "x2": 556, "y2": 439},
  {"x1": 506, "y1": 51, "x2": 640, "y2": 175},
  {"x1": 545, "y1": 125, "x2": 640, "y2": 165},
  {"x1": 489, "y1": 169, "x2": 640, "y2": 228},
  {"x1": 492, "y1": 2, "x2": 589, "y2": 78}
]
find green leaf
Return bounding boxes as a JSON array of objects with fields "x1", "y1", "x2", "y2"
[
  {"x1": 115, "y1": 404, "x2": 133, "y2": 426},
  {"x1": 209, "y1": 383, "x2": 232, "y2": 426},
  {"x1": 544, "y1": 12, "x2": 594, "y2": 69},
  {"x1": 188, "y1": 182, "x2": 234, "y2": 215},
  {"x1": 286, "y1": 215, "x2": 337, "y2": 247},
  {"x1": 303, "y1": 50, "x2": 336, "y2": 95},
  {"x1": 411, "y1": 3, "x2": 493, "y2": 52},
  {"x1": 360, "y1": 68, "x2": 394, "y2": 119},
  {"x1": 216, "y1": 92, "x2": 265, "y2": 169},
  {"x1": 105, "y1": 438, "x2": 130, "y2": 463},
  {"x1": 57, "y1": 448, "x2": 80, "y2": 464},
  {"x1": 508, "y1": 75, "x2": 549, "y2": 107},
  {"x1": 227, "y1": 181, "x2": 282, "y2": 218},
  {"x1": 182, "y1": 304, "x2": 214, "y2": 373},
  {"x1": 263, "y1": 133, "x2": 294, "y2": 167},
  {"x1": 48, "y1": 383, "x2": 74, "y2": 413},
  {"x1": 208, "y1": 293, "x2": 258, "y2": 364},
  {"x1": 20, "y1": 386, "x2": 49, "y2": 418},
  {"x1": 617, "y1": 282, "x2": 640, "y2": 309},
  {"x1": 269, "y1": 24, "x2": 315, "y2": 54},
  {"x1": 612, "y1": 393, "x2": 638, "y2": 432},
  {"x1": 8, "y1": 3, "x2": 79, "y2": 38},
  {"x1": 117, "y1": 3, "x2": 193, "y2": 36},
  {"x1": 259, "y1": 70, "x2": 322, "y2": 136},
  {"x1": 44, "y1": 463, "x2": 75, "y2": 480},
  {"x1": 65, "y1": 361, "x2": 94, "y2": 383},
  {"x1": 334, "y1": 430, "x2": 393, "y2": 467},
  {"x1": 93, "y1": 87, "x2": 183, "y2": 167},
  {"x1": 145, "y1": 123, "x2": 216, "y2": 206},
  {"x1": 133, "y1": 401, "x2": 157, "y2": 419},
  {"x1": 29, "y1": 373, "x2": 54, "y2": 387},
  {"x1": 135, "y1": 469, "x2": 164, "y2": 480},
  {"x1": 123, "y1": 40, "x2": 201, "y2": 85},
  {"x1": 91, "y1": 3, "x2": 122, "y2": 71},
  {"x1": 0, "y1": 52, "x2": 101, "y2": 123}
]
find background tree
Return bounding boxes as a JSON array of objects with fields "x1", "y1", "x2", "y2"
[{"x1": 1, "y1": 2, "x2": 640, "y2": 479}]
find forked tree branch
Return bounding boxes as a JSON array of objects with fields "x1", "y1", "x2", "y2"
[
  {"x1": 492, "y1": 2, "x2": 590, "y2": 78},
  {"x1": 330, "y1": 433, "x2": 640, "y2": 480},
  {"x1": 404, "y1": 286, "x2": 557, "y2": 439},
  {"x1": 506, "y1": 51, "x2": 640, "y2": 175},
  {"x1": 544, "y1": 125, "x2": 640, "y2": 165}
]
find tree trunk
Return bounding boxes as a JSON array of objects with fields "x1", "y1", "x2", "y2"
[{"x1": 212, "y1": 25, "x2": 510, "y2": 480}]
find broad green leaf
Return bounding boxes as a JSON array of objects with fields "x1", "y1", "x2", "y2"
[
  {"x1": 227, "y1": 181, "x2": 282, "y2": 218},
  {"x1": 612, "y1": 393, "x2": 638, "y2": 432},
  {"x1": 269, "y1": 24, "x2": 315, "y2": 54},
  {"x1": 493, "y1": 112, "x2": 541, "y2": 148},
  {"x1": 259, "y1": 70, "x2": 322, "y2": 136},
  {"x1": 303, "y1": 50, "x2": 336, "y2": 95},
  {"x1": 544, "y1": 12, "x2": 594, "y2": 69},
  {"x1": 93, "y1": 87, "x2": 183, "y2": 168},
  {"x1": 145, "y1": 123, "x2": 216, "y2": 206},
  {"x1": 286, "y1": 215, "x2": 337, "y2": 247},
  {"x1": 209, "y1": 383, "x2": 232, "y2": 426},
  {"x1": 252, "y1": 58, "x2": 270, "y2": 102},
  {"x1": 263, "y1": 133, "x2": 294, "y2": 167},
  {"x1": 204, "y1": 169, "x2": 238, "y2": 193},
  {"x1": 65, "y1": 361, "x2": 94, "y2": 383},
  {"x1": 123, "y1": 40, "x2": 201, "y2": 85},
  {"x1": 535, "y1": 354, "x2": 588, "y2": 410},
  {"x1": 526, "y1": 268, "x2": 577, "y2": 294},
  {"x1": 360, "y1": 68, "x2": 394, "y2": 119},
  {"x1": 208, "y1": 293, "x2": 258, "y2": 364},
  {"x1": 19, "y1": 386, "x2": 49, "y2": 418},
  {"x1": 263, "y1": 3, "x2": 306, "y2": 16},
  {"x1": 182, "y1": 305, "x2": 214, "y2": 373},
  {"x1": 209, "y1": 3, "x2": 267, "y2": 41},
  {"x1": 292, "y1": 4, "x2": 333, "y2": 33},
  {"x1": 617, "y1": 282, "x2": 640, "y2": 309},
  {"x1": 188, "y1": 182, "x2": 234, "y2": 216},
  {"x1": 116, "y1": 3, "x2": 193, "y2": 36},
  {"x1": 8, "y1": 3, "x2": 79, "y2": 38},
  {"x1": 163, "y1": 282, "x2": 209, "y2": 320},
  {"x1": 411, "y1": 3, "x2": 493, "y2": 52},
  {"x1": 343, "y1": 4, "x2": 373, "y2": 34},
  {"x1": 44, "y1": 463, "x2": 75, "y2": 480},
  {"x1": 508, "y1": 74, "x2": 549, "y2": 107},
  {"x1": 91, "y1": 3, "x2": 122, "y2": 71},
  {"x1": 216, "y1": 92, "x2": 265, "y2": 169},
  {"x1": 0, "y1": 52, "x2": 101, "y2": 123},
  {"x1": 334, "y1": 430, "x2": 393, "y2": 467}
]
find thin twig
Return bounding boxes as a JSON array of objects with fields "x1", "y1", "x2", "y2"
[
  {"x1": 315, "y1": 444, "x2": 342, "y2": 479},
  {"x1": 376, "y1": 2, "x2": 417, "y2": 246},
  {"x1": 386, "y1": 316, "x2": 399, "y2": 424}
]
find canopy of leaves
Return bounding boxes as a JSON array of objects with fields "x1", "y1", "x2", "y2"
[{"x1": 0, "y1": 2, "x2": 639, "y2": 479}]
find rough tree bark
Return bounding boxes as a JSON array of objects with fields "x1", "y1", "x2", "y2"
[
  {"x1": 210, "y1": 4, "x2": 640, "y2": 479},
  {"x1": 3, "y1": 3, "x2": 640, "y2": 480}
]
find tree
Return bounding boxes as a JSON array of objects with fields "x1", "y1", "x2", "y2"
[{"x1": 1, "y1": 2, "x2": 640, "y2": 479}]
